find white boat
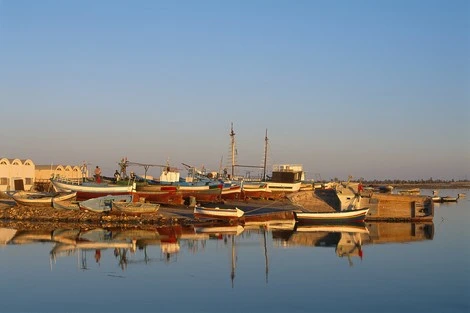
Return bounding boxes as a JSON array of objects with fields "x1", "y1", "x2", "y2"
[
  {"x1": 265, "y1": 164, "x2": 304, "y2": 193},
  {"x1": 51, "y1": 176, "x2": 134, "y2": 196},
  {"x1": 294, "y1": 208, "x2": 369, "y2": 224},
  {"x1": 12, "y1": 191, "x2": 76, "y2": 207},
  {"x1": 193, "y1": 206, "x2": 244, "y2": 220}
]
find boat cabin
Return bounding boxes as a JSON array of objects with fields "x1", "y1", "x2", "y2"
[{"x1": 269, "y1": 164, "x2": 305, "y2": 183}]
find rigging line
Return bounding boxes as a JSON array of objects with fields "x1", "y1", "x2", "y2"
[{"x1": 243, "y1": 199, "x2": 287, "y2": 214}]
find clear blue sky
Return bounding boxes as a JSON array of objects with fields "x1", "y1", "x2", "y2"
[{"x1": 1, "y1": 0, "x2": 469, "y2": 181}]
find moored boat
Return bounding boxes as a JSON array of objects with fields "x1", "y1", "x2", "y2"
[
  {"x1": 293, "y1": 208, "x2": 370, "y2": 224},
  {"x1": 193, "y1": 206, "x2": 244, "y2": 220},
  {"x1": 441, "y1": 195, "x2": 459, "y2": 202}
]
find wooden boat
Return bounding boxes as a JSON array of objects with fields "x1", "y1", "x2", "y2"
[
  {"x1": 52, "y1": 197, "x2": 80, "y2": 210},
  {"x1": 111, "y1": 201, "x2": 160, "y2": 216},
  {"x1": 293, "y1": 208, "x2": 369, "y2": 224},
  {"x1": 221, "y1": 182, "x2": 242, "y2": 200},
  {"x1": 12, "y1": 191, "x2": 76, "y2": 207},
  {"x1": 79, "y1": 194, "x2": 133, "y2": 213},
  {"x1": 132, "y1": 190, "x2": 184, "y2": 205},
  {"x1": 242, "y1": 182, "x2": 272, "y2": 199},
  {"x1": 193, "y1": 206, "x2": 244, "y2": 220},
  {"x1": 51, "y1": 176, "x2": 134, "y2": 200},
  {"x1": 441, "y1": 195, "x2": 459, "y2": 202},
  {"x1": 398, "y1": 188, "x2": 420, "y2": 195}
]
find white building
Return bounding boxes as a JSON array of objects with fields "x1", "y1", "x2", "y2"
[{"x1": 0, "y1": 158, "x2": 35, "y2": 191}]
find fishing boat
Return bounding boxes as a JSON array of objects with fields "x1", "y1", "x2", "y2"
[
  {"x1": 193, "y1": 206, "x2": 245, "y2": 220},
  {"x1": 79, "y1": 194, "x2": 133, "y2": 213},
  {"x1": 241, "y1": 182, "x2": 272, "y2": 199},
  {"x1": 111, "y1": 201, "x2": 160, "y2": 216},
  {"x1": 265, "y1": 164, "x2": 303, "y2": 193},
  {"x1": 293, "y1": 208, "x2": 369, "y2": 224},
  {"x1": 51, "y1": 176, "x2": 134, "y2": 200},
  {"x1": 12, "y1": 191, "x2": 77, "y2": 207},
  {"x1": 221, "y1": 182, "x2": 242, "y2": 200}
]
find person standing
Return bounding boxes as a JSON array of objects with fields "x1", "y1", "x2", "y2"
[
  {"x1": 114, "y1": 170, "x2": 121, "y2": 182},
  {"x1": 94, "y1": 166, "x2": 102, "y2": 183}
]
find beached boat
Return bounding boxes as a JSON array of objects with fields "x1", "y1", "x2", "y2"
[
  {"x1": 79, "y1": 194, "x2": 133, "y2": 213},
  {"x1": 221, "y1": 182, "x2": 242, "y2": 200},
  {"x1": 111, "y1": 201, "x2": 160, "y2": 216},
  {"x1": 293, "y1": 208, "x2": 369, "y2": 224},
  {"x1": 51, "y1": 176, "x2": 134, "y2": 200},
  {"x1": 241, "y1": 182, "x2": 272, "y2": 199},
  {"x1": 52, "y1": 197, "x2": 80, "y2": 210},
  {"x1": 193, "y1": 206, "x2": 244, "y2": 220},
  {"x1": 12, "y1": 191, "x2": 76, "y2": 207},
  {"x1": 265, "y1": 164, "x2": 303, "y2": 193}
]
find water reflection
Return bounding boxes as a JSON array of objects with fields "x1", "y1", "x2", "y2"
[{"x1": 0, "y1": 221, "x2": 434, "y2": 275}]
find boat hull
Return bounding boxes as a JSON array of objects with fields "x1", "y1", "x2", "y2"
[
  {"x1": 111, "y1": 202, "x2": 160, "y2": 216},
  {"x1": 51, "y1": 178, "x2": 134, "y2": 195},
  {"x1": 193, "y1": 206, "x2": 244, "y2": 220},
  {"x1": 79, "y1": 195, "x2": 133, "y2": 213},
  {"x1": 294, "y1": 208, "x2": 369, "y2": 224},
  {"x1": 132, "y1": 191, "x2": 184, "y2": 205},
  {"x1": 13, "y1": 191, "x2": 76, "y2": 207}
]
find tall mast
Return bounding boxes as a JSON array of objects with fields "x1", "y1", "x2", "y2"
[
  {"x1": 230, "y1": 123, "x2": 236, "y2": 177},
  {"x1": 262, "y1": 129, "x2": 268, "y2": 181}
]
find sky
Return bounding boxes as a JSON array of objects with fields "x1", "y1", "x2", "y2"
[{"x1": 0, "y1": 0, "x2": 469, "y2": 181}]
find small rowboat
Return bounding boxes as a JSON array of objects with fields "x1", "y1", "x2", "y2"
[
  {"x1": 193, "y1": 206, "x2": 244, "y2": 220},
  {"x1": 111, "y1": 201, "x2": 160, "y2": 216},
  {"x1": 294, "y1": 208, "x2": 369, "y2": 224},
  {"x1": 12, "y1": 191, "x2": 76, "y2": 207},
  {"x1": 79, "y1": 195, "x2": 133, "y2": 213}
]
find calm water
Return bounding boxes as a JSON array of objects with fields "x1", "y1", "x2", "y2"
[{"x1": 0, "y1": 189, "x2": 468, "y2": 313}]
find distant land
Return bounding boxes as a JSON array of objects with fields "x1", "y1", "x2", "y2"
[{"x1": 327, "y1": 180, "x2": 470, "y2": 189}]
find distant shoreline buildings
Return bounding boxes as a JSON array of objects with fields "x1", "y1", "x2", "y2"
[{"x1": 0, "y1": 157, "x2": 87, "y2": 192}]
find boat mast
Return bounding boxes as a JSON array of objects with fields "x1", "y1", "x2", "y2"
[
  {"x1": 262, "y1": 129, "x2": 268, "y2": 181},
  {"x1": 230, "y1": 123, "x2": 236, "y2": 178}
]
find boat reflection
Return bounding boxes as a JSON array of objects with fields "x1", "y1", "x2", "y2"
[
  {"x1": 1, "y1": 220, "x2": 434, "y2": 273},
  {"x1": 272, "y1": 221, "x2": 434, "y2": 266}
]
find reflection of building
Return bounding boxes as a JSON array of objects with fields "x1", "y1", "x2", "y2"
[{"x1": 0, "y1": 158, "x2": 35, "y2": 191}]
